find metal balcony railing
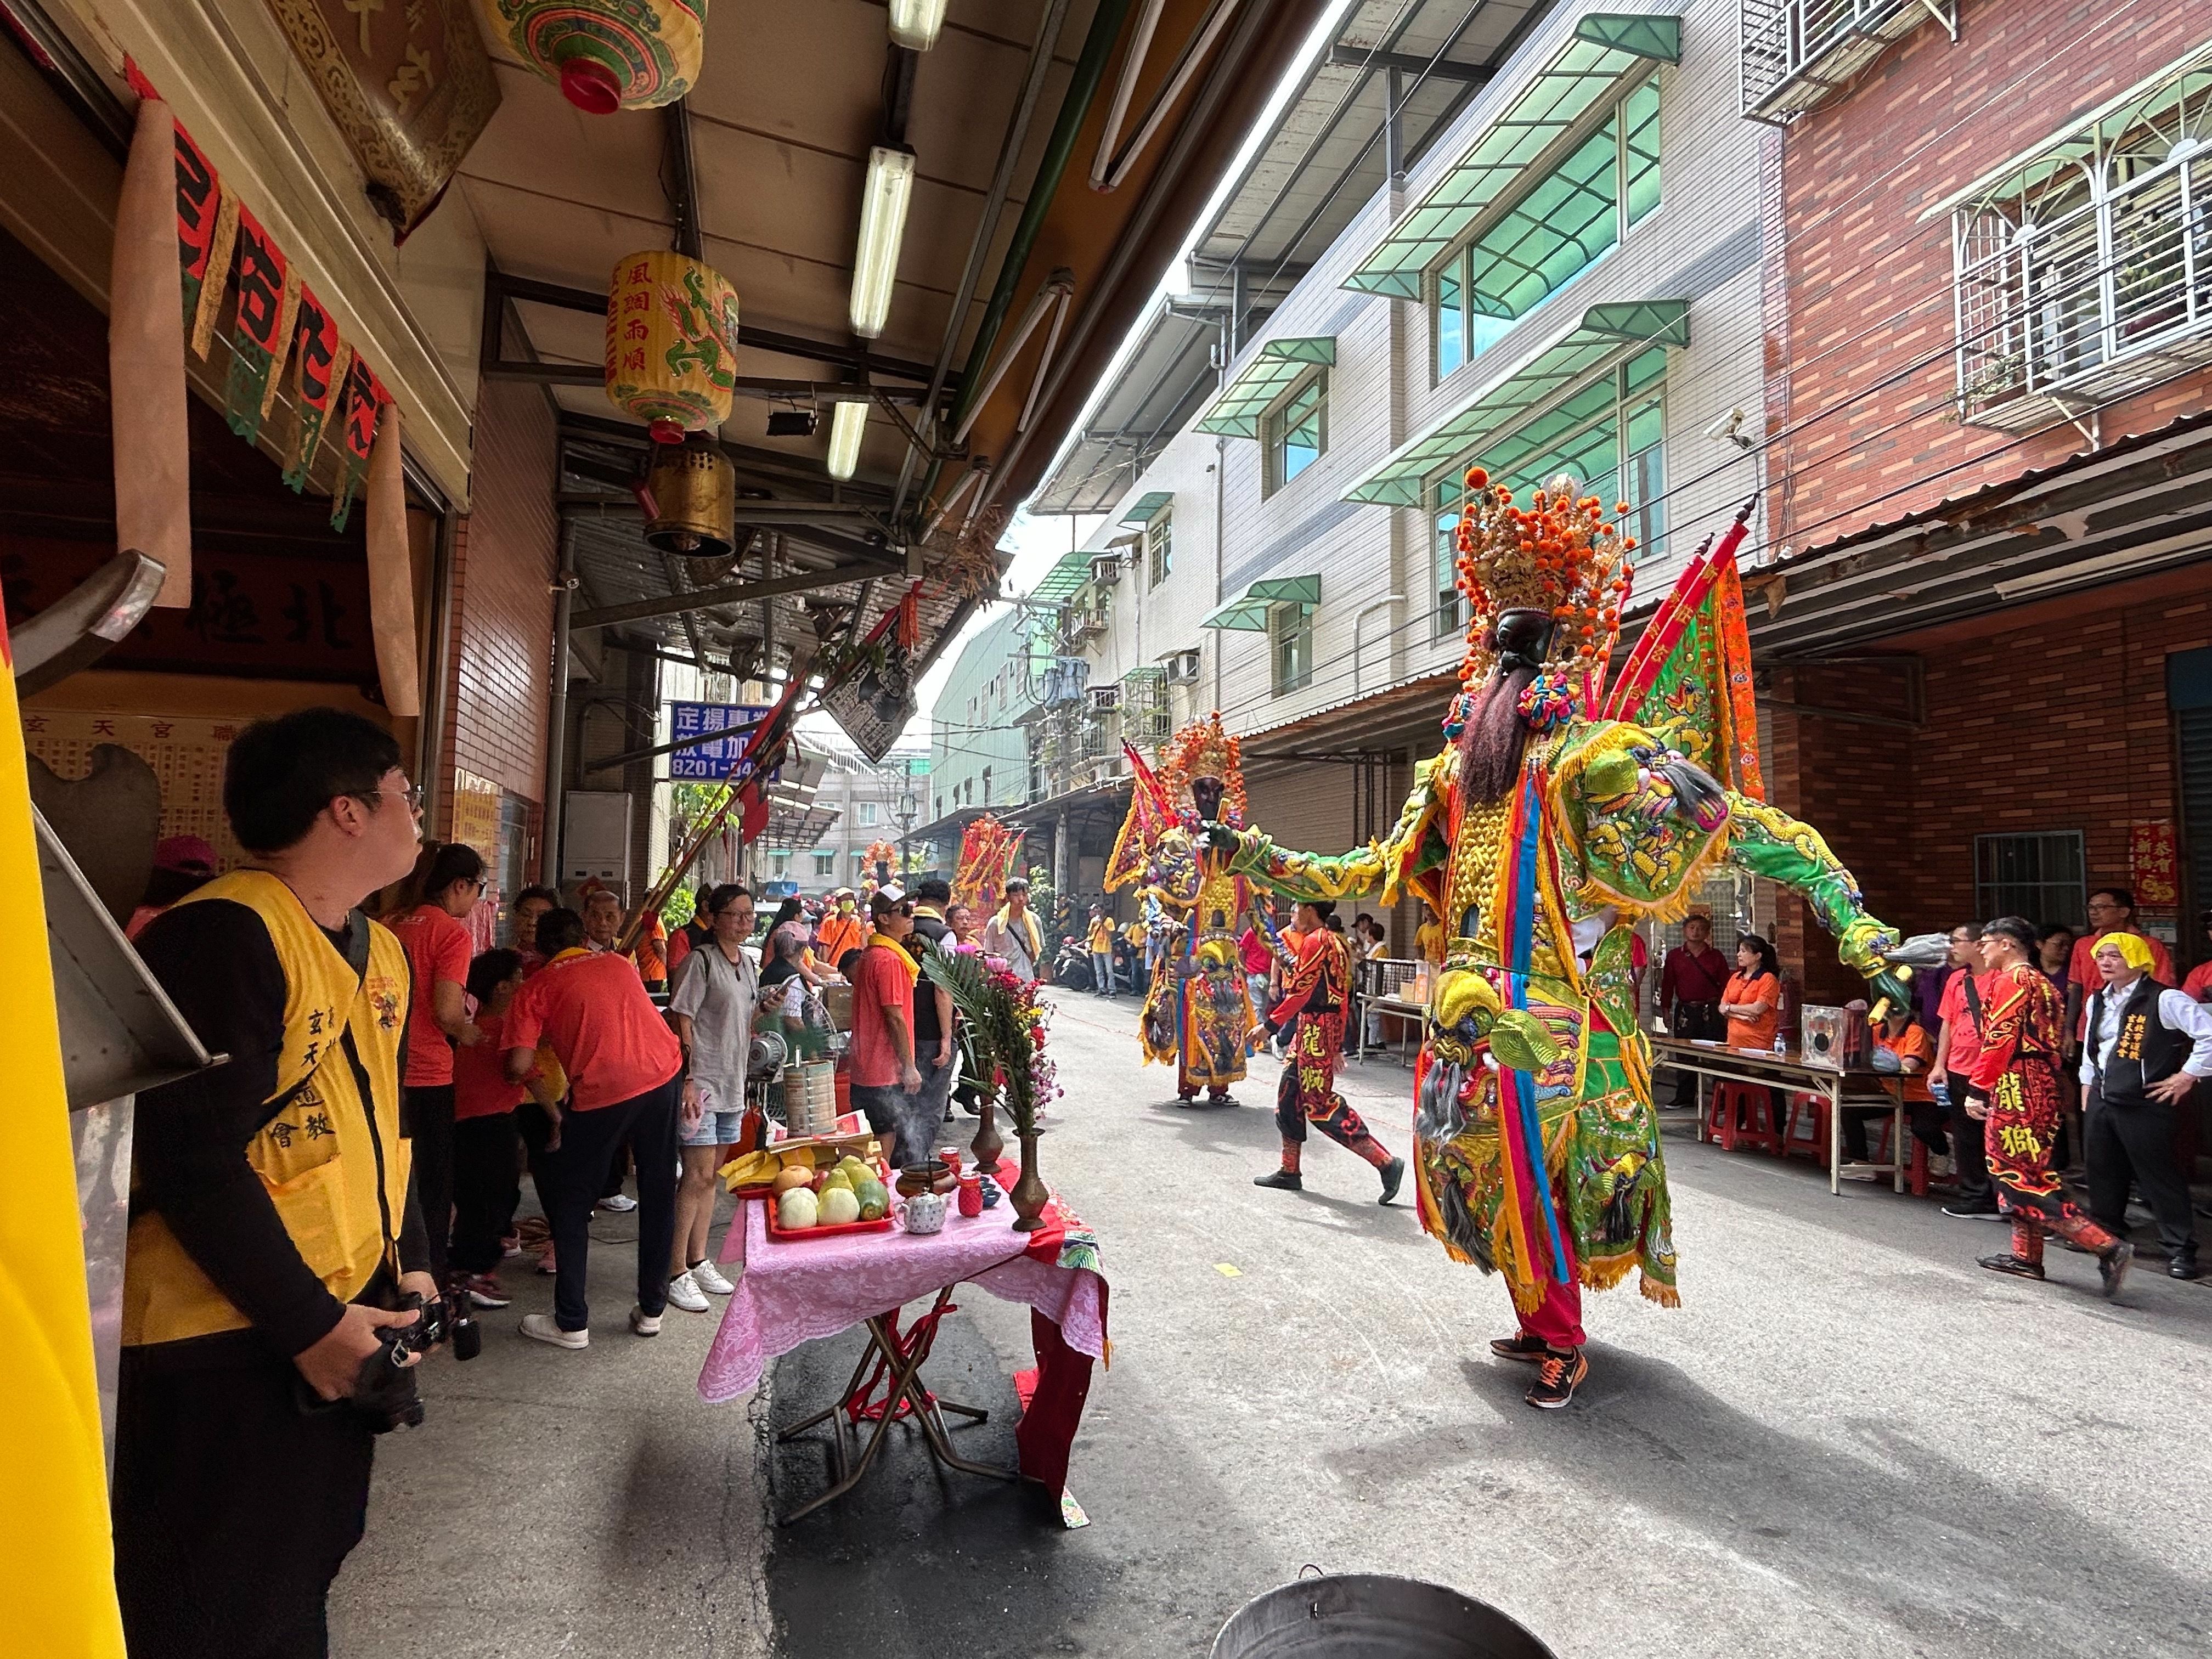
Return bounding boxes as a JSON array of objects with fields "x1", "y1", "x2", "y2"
[
  {"x1": 1954, "y1": 73, "x2": 2212, "y2": 430},
  {"x1": 1739, "y1": 0, "x2": 1955, "y2": 123}
]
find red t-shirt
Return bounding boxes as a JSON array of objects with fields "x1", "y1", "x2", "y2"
[
  {"x1": 454, "y1": 1009, "x2": 529, "y2": 1121},
  {"x1": 848, "y1": 942, "x2": 916, "y2": 1088},
  {"x1": 2183, "y1": 960, "x2": 2212, "y2": 1002},
  {"x1": 2069, "y1": 928, "x2": 2177, "y2": 1034},
  {"x1": 504, "y1": 949, "x2": 681, "y2": 1111},
  {"x1": 1936, "y1": 969, "x2": 2001, "y2": 1076},
  {"x1": 1238, "y1": 929, "x2": 1272, "y2": 974},
  {"x1": 388, "y1": 902, "x2": 473, "y2": 1087}
]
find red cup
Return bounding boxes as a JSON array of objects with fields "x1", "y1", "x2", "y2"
[
  {"x1": 957, "y1": 1170, "x2": 983, "y2": 1217},
  {"x1": 937, "y1": 1146, "x2": 962, "y2": 1176}
]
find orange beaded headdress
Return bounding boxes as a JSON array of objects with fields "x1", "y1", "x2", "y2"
[
  {"x1": 1156, "y1": 712, "x2": 1247, "y2": 827},
  {"x1": 1448, "y1": 466, "x2": 1636, "y2": 696}
]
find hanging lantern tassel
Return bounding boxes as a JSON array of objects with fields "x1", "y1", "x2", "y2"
[
  {"x1": 110, "y1": 97, "x2": 194, "y2": 607},
  {"x1": 364, "y1": 405, "x2": 422, "y2": 717},
  {"x1": 898, "y1": 584, "x2": 920, "y2": 651}
]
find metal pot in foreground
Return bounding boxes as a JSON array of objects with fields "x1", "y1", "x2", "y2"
[{"x1": 1211, "y1": 1574, "x2": 1557, "y2": 1659}]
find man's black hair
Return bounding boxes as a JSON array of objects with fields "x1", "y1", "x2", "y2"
[
  {"x1": 514, "y1": 883, "x2": 559, "y2": 910},
  {"x1": 1004, "y1": 876, "x2": 1029, "y2": 894},
  {"x1": 836, "y1": 948, "x2": 865, "y2": 977},
  {"x1": 223, "y1": 707, "x2": 402, "y2": 855},
  {"x1": 916, "y1": 876, "x2": 952, "y2": 904},
  {"x1": 2090, "y1": 885, "x2": 2135, "y2": 912},
  {"x1": 535, "y1": 906, "x2": 586, "y2": 957},
  {"x1": 466, "y1": 948, "x2": 524, "y2": 1006},
  {"x1": 1983, "y1": 915, "x2": 2038, "y2": 955}
]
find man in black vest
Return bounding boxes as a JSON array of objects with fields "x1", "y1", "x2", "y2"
[
  {"x1": 905, "y1": 877, "x2": 958, "y2": 1127},
  {"x1": 2079, "y1": 933, "x2": 2210, "y2": 1279}
]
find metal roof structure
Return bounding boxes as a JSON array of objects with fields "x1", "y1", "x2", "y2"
[{"x1": 1034, "y1": 0, "x2": 1566, "y2": 516}]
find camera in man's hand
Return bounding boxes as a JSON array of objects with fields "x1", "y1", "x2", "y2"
[{"x1": 350, "y1": 1289, "x2": 479, "y2": 1433}]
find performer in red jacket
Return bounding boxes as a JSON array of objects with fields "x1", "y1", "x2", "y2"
[
  {"x1": 1254, "y1": 901, "x2": 1404, "y2": 1203},
  {"x1": 1962, "y1": 916, "x2": 2131, "y2": 1296}
]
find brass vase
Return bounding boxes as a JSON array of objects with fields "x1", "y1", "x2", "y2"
[
  {"x1": 969, "y1": 1096, "x2": 1006, "y2": 1182},
  {"x1": 1009, "y1": 1128, "x2": 1049, "y2": 1233}
]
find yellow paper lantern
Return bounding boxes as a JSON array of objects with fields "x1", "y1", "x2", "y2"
[
  {"x1": 481, "y1": 1, "x2": 707, "y2": 113},
  {"x1": 605, "y1": 250, "x2": 740, "y2": 443}
]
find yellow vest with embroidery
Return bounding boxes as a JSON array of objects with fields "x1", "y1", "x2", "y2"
[{"x1": 122, "y1": 870, "x2": 414, "y2": 1347}]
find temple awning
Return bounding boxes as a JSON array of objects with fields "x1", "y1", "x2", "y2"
[
  {"x1": 1201, "y1": 573, "x2": 1322, "y2": 631},
  {"x1": 1195, "y1": 337, "x2": 1338, "y2": 438},
  {"x1": 1344, "y1": 300, "x2": 1689, "y2": 507},
  {"x1": 1344, "y1": 16, "x2": 1681, "y2": 300}
]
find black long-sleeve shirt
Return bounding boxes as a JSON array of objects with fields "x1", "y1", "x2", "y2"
[{"x1": 132, "y1": 899, "x2": 427, "y2": 1361}]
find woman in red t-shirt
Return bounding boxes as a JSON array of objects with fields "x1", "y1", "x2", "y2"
[
  {"x1": 385, "y1": 842, "x2": 486, "y2": 1281},
  {"x1": 449, "y1": 949, "x2": 547, "y2": 1306}
]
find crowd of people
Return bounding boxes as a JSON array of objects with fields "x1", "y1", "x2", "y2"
[
  {"x1": 107, "y1": 706, "x2": 1057, "y2": 1659},
  {"x1": 1646, "y1": 888, "x2": 2211, "y2": 1287}
]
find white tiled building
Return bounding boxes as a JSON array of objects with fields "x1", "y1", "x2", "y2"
[{"x1": 1029, "y1": 0, "x2": 1767, "y2": 938}]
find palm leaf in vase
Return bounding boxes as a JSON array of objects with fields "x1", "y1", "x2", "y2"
[{"x1": 921, "y1": 947, "x2": 1053, "y2": 1138}]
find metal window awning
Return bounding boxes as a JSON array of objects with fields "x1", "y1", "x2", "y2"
[
  {"x1": 1030, "y1": 550, "x2": 1096, "y2": 605},
  {"x1": 1195, "y1": 337, "x2": 1338, "y2": 438},
  {"x1": 1344, "y1": 16, "x2": 1682, "y2": 300},
  {"x1": 1202, "y1": 573, "x2": 1322, "y2": 631},
  {"x1": 1118, "y1": 490, "x2": 1176, "y2": 527},
  {"x1": 1344, "y1": 300, "x2": 1689, "y2": 507}
]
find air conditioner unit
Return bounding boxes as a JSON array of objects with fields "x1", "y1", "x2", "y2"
[
  {"x1": 1163, "y1": 648, "x2": 1201, "y2": 684},
  {"x1": 1088, "y1": 684, "x2": 1121, "y2": 712},
  {"x1": 1088, "y1": 552, "x2": 1124, "y2": 586}
]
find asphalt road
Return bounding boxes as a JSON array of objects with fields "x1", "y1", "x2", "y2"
[{"x1": 768, "y1": 989, "x2": 2212, "y2": 1659}]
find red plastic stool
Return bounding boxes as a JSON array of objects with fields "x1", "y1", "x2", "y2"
[
  {"x1": 1862, "y1": 1112, "x2": 1933, "y2": 1194},
  {"x1": 1707, "y1": 1082, "x2": 1785, "y2": 1155},
  {"x1": 1784, "y1": 1092, "x2": 1830, "y2": 1164}
]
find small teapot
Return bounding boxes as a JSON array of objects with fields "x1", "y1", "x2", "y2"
[{"x1": 896, "y1": 1190, "x2": 947, "y2": 1235}]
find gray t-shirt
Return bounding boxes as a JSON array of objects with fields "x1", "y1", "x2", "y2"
[{"x1": 670, "y1": 939, "x2": 759, "y2": 1109}]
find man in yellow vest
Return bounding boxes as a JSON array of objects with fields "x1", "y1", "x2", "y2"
[{"x1": 114, "y1": 707, "x2": 438, "y2": 1659}]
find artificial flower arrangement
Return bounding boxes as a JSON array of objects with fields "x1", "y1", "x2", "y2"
[{"x1": 924, "y1": 945, "x2": 1060, "y2": 1137}]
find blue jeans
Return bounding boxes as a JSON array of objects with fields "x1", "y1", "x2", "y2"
[{"x1": 1092, "y1": 951, "x2": 1114, "y2": 992}]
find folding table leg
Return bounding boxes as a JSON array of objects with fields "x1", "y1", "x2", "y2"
[{"x1": 777, "y1": 1316, "x2": 922, "y2": 1526}]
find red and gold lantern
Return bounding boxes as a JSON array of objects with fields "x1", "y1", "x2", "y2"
[
  {"x1": 606, "y1": 249, "x2": 740, "y2": 444},
  {"x1": 481, "y1": 0, "x2": 708, "y2": 114}
]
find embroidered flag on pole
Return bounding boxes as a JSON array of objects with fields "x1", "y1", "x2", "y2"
[{"x1": 223, "y1": 206, "x2": 300, "y2": 441}]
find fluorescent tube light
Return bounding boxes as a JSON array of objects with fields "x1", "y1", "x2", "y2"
[
  {"x1": 887, "y1": 0, "x2": 949, "y2": 50},
  {"x1": 826, "y1": 399, "x2": 868, "y2": 481},
  {"x1": 849, "y1": 146, "x2": 916, "y2": 339}
]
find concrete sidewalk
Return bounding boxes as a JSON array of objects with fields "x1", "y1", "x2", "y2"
[{"x1": 330, "y1": 1193, "x2": 774, "y2": 1658}]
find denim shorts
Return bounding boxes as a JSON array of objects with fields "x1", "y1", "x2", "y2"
[{"x1": 681, "y1": 1108, "x2": 743, "y2": 1148}]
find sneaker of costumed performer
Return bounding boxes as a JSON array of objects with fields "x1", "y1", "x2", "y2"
[
  {"x1": 2079, "y1": 930, "x2": 2209, "y2": 1280},
  {"x1": 848, "y1": 889, "x2": 935, "y2": 1166},
  {"x1": 385, "y1": 839, "x2": 489, "y2": 1284},
  {"x1": 663, "y1": 882, "x2": 758, "y2": 1314},
  {"x1": 112, "y1": 708, "x2": 439, "y2": 1659},
  {"x1": 1959, "y1": 917, "x2": 2136, "y2": 1296},
  {"x1": 501, "y1": 905, "x2": 691, "y2": 1347},
  {"x1": 447, "y1": 949, "x2": 561, "y2": 1310}
]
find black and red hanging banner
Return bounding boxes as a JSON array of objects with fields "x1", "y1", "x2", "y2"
[
  {"x1": 282, "y1": 285, "x2": 352, "y2": 493},
  {"x1": 223, "y1": 205, "x2": 301, "y2": 442}
]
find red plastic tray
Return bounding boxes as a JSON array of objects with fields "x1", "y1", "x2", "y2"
[{"x1": 764, "y1": 1161, "x2": 895, "y2": 1242}]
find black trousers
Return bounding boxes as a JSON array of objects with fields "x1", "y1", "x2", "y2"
[
  {"x1": 450, "y1": 1111, "x2": 522, "y2": 1276},
  {"x1": 402, "y1": 1082, "x2": 456, "y2": 1282},
  {"x1": 1943, "y1": 1070, "x2": 1991, "y2": 1198},
  {"x1": 1842, "y1": 1100, "x2": 1950, "y2": 1163},
  {"x1": 2086, "y1": 1091, "x2": 2200, "y2": 1261},
  {"x1": 538, "y1": 1076, "x2": 681, "y2": 1331},
  {"x1": 1668, "y1": 1002, "x2": 1723, "y2": 1102},
  {"x1": 114, "y1": 1341, "x2": 374, "y2": 1659}
]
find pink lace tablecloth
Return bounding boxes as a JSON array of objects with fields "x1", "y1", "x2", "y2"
[{"x1": 696, "y1": 1197, "x2": 1108, "y2": 1403}]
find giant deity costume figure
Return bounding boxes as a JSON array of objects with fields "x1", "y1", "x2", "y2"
[
  {"x1": 1215, "y1": 472, "x2": 1909, "y2": 1408},
  {"x1": 1107, "y1": 715, "x2": 1263, "y2": 1103}
]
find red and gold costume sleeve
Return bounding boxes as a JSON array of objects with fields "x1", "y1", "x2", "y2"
[
  {"x1": 1272, "y1": 930, "x2": 1345, "y2": 1026},
  {"x1": 1966, "y1": 964, "x2": 2057, "y2": 1096}
]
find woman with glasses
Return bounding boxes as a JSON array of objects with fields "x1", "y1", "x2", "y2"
[{"x1": 386, "y1": 839, "x2": 487, "y2": 1284}]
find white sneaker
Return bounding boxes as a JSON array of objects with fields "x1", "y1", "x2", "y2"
[
  {"x1": 690, "y1": 1257, "x2": 736, "y2": 1296},
  {"x1": 597, "y1": 1193, "x2": 639, "y2": 1212},
  {"x1": 520, "y1": 1313, "x2": 588, "y2": 1349},
  {"x1": 665, "y1": 1270, "x2": 710, "y2": 1313},
  {"x1": 629, "y1": 1304, "x2": 662, "y2": 1337}
]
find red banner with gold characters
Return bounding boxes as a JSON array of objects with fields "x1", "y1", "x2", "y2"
[
  {"x1": 2129, "y1": 821, "x2": 2178, "y2": 909},
  {"x1": 123, "y1": 58, "x2": 390, "y2": 506}
]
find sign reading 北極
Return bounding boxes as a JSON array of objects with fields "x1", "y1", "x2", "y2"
[{"x1": 669, "y1": 703, "x2": 773, "y2": 781}]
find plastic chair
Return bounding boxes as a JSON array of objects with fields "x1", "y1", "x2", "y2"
[
  {"x1": 1707, "y1": 1081, "x2": 1785, "y2": 1155},
  {"x1": 1861, "y1": 1111, "x2": 1932, "y2": 1195},
  {"x1": 1784, "y1": 1092, "x2": 1830, "y2": 1164}
]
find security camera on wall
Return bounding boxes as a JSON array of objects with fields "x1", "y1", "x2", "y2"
[{"x1": 1704, "y1": 408, "x2": 1753, "y2": 451}]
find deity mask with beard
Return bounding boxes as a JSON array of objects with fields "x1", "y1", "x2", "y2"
[
  {"x1": 1458, "y1": 606, "x2": 1553, "y2": 804},
  {"x1": 1190, "y1": 775, "x2": 1226, "y2": 825}
]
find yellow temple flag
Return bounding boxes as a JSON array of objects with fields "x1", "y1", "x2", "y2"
[{"x1": 0, "y1": 614, "x2": 126, "y2": 1656}]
